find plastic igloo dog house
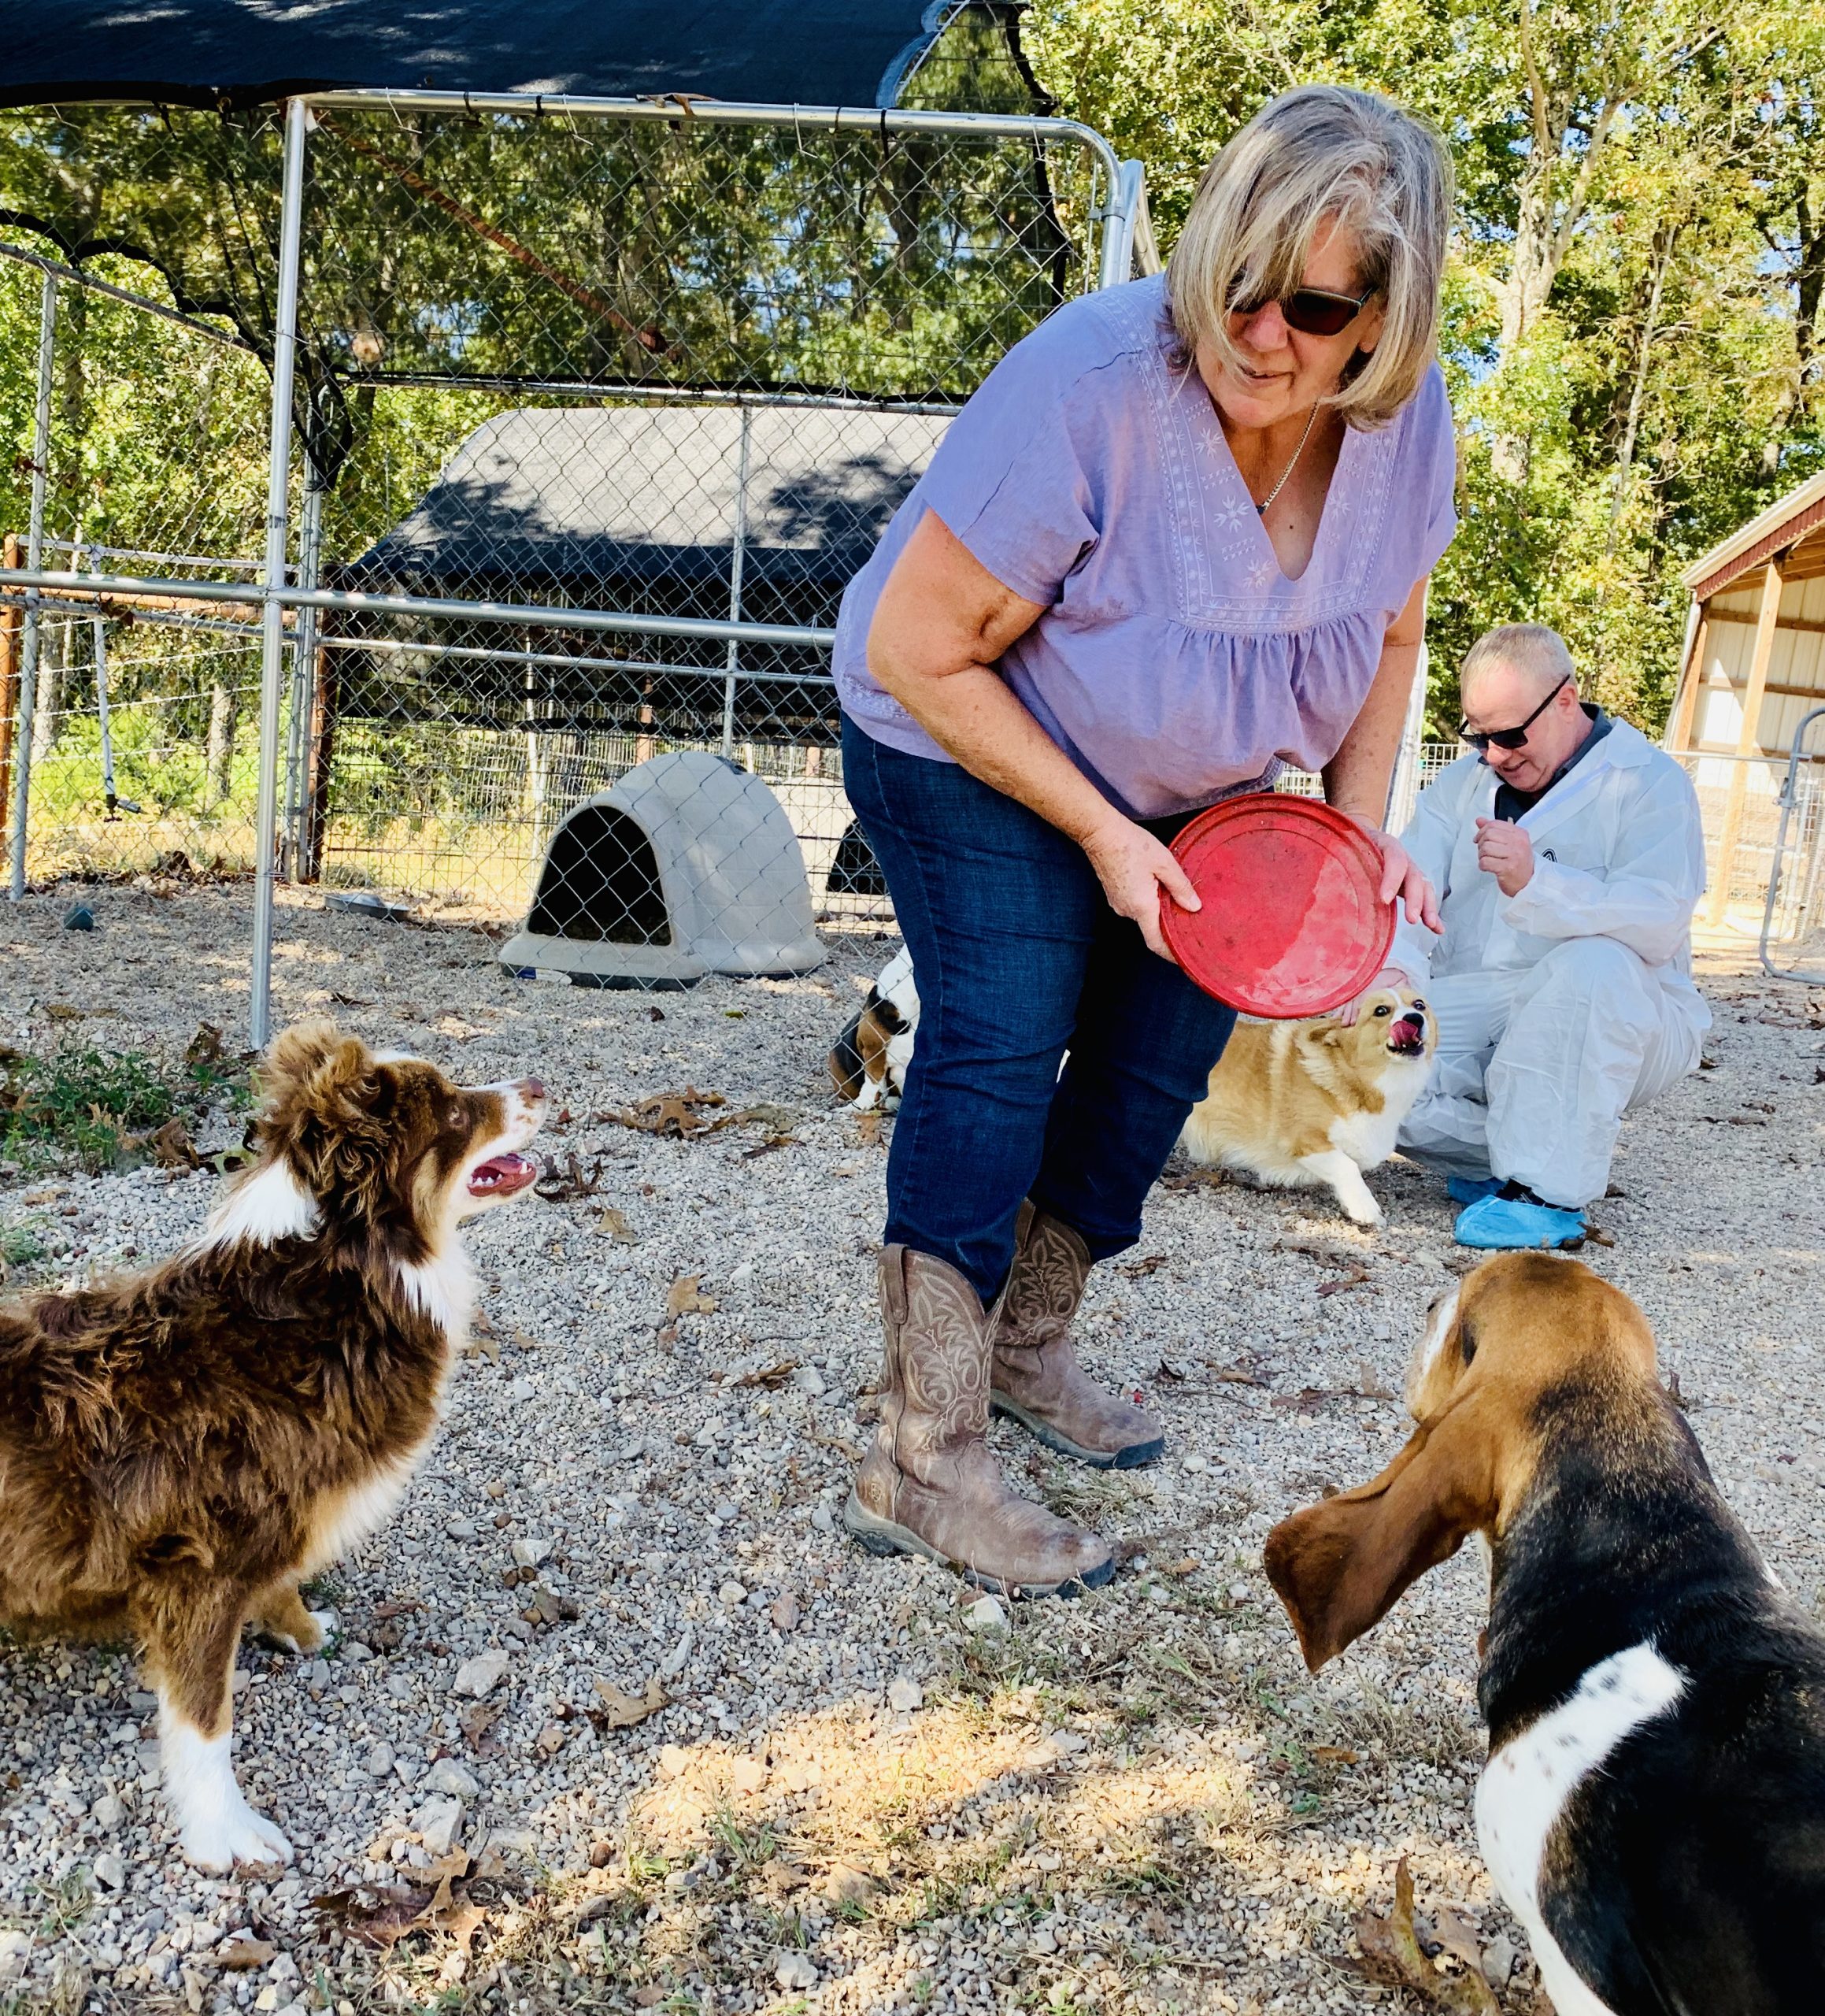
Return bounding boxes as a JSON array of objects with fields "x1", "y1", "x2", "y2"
[{"x1": 499, "y1": 750, "x2": 824, "y2": 988}]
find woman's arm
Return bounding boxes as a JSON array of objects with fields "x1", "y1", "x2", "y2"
[
  {"x1": 1324, "y1": 575, "x2": 1443, "y2": 1017},
  {"x1": 867, "y1": 509, "x2": 1201, "y2": 961},
  {"x1": 1323, "y1": 573, "x2": 1442, "y2": 933}
]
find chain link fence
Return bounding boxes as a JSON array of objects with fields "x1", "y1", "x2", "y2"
[{"x1": 2, "y1": 92, "x2": 1144, "y2": 1024}]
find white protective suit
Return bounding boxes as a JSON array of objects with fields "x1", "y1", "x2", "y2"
[{"x1": 1391, "y1": 717, "x2": 1711, "y2": 1208}]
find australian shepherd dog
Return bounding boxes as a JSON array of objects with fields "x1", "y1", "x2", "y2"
[{"x1": 0, "y1": 1021, "x2": 545, "y2": 1870}]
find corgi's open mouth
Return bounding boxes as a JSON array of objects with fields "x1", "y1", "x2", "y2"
[
  {"x1": 1387, "y1": 1017, "x2": 1427, "y2": 1056},
  {"x1": 468, "y1": 1152, "x2": 538, "y2": 1199}
]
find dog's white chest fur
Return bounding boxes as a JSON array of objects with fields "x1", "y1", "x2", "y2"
[{"x1": 1475, "y1": 1641, "x2": 1685, "y2": 2016}]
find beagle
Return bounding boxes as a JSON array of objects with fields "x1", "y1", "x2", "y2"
[
  {"x1": 1264, "y1": 1253, "x2": 1825, "y2": 2014},
  {"x1": 827, "y1": 945, "x2": 920, "y2": 1110}
]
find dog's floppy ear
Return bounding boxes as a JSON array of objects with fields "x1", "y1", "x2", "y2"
[
  {"x1": 256, "y1": 1021, "x2": 390, "y2": 1188},
  {"x1": 1264, "y1": 1400, "x2": 1496, "y2": 1671},
  {"x1": 261, "y1": 1020, "x2": 359, "y2": 1106}
]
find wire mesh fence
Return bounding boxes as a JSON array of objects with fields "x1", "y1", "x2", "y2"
[{"x1": 3, "y1": 91, "x2": 1139, "y2": 1018}]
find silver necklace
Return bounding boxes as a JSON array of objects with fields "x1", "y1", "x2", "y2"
[{"x1": 1251, "y1": 402, "x2": 1320, "y2": 517}]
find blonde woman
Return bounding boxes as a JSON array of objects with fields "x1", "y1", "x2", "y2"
[{"x1": 833, "y1": 84, "x2": 1457, "y2": 1595}]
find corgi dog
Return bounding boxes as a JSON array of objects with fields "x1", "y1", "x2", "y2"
[
  {"x1": 0, "y1": 1022, "x2": 544, "y2": 1872},
  {"x1": 828, "y1": 945, "x2": 920, "y2": 1110},
  {"x1": 1268, "y1": 1254, "x2": 1825, "y2": 2015},
  {"x1": 1178, "y1": 986, "x2": 1436, "y2": 1227}
]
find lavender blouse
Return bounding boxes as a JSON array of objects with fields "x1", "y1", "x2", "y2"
[{"x1": 834, "y1": 272, "x2": 1458, "y2": 821}]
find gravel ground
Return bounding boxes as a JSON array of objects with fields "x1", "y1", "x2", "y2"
[{"x1": 1, "y1": 879, "x2": 1821, "y2": 2016}]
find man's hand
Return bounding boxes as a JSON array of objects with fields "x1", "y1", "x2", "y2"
[{"x1": 1475, "y1": 817, "x2": 1534, "y2": 897}]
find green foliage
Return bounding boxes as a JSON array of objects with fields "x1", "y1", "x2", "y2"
[
  {"x1": 0, "y1": 1043, "x2": 173, "y2": 1171},
  {"x1": 1025, "y1": 0, "x2": 1825, "y2": 736},
  {"x1": 4, "y1": 1, "x2": 1821, "y2": 759}
]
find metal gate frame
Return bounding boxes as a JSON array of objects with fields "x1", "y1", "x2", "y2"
[
  {"x1": 1759, "y1": 705, "x2": 1825, "y2": 983},
  {"x1": 2, "y1": 89, "x2": 1152, "y2": 1042}
]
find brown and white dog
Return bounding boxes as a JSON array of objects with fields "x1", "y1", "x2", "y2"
[
  {"x1": 0, "y1": 1022, "x2": 544, "y2": 1872},
  {"x1": 1266, "y1": 1254, "x2": 1825, "y2": 2013},
  {"x1": 1179, "y1": 985, "x2": 1436, "y2": 1227},
  {"x1": 827, "y1": 945, "x2": 920, "y2": 1111}
]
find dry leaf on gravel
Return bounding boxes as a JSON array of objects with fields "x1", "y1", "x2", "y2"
[
  {"x1": 733, "y1": 1359, "x2": 799, "y2": 1389},
  {"x1": 1309, "y1": 1745, "x2": 1359, "y2": 1765},
  {"x1": 1350, "y1": 1858, "x2": 1499, "y2": 2014},
  {"x1": 1316, "y1": 1263, "x2": 1372, "y2": 1296},
  {"x1": 1354, "y1": 1362, "x2": 1397, "y2": 1400},
  {"x1": 314, "y1": 1851, "x2": 489, "y2": 1951},
  {"x1": 857, "y1": 1110, "x2": 882, "y2": 1146},
  {"x1": 457, "y1": 1701, "x2": 503, "y2": 1753},
  {"x1": 183, "y1": 1022, "x2": 225, "y2": 1069},
  {"x1": 601, "y1": 1087, "x2": 727, "y2": 1138},
  {"x1": 143, "y1": 1117, "x2": 201, "y2": 1169},
  {"x1": 590, "y1": 1675, "x2": 668, "y2": 1729},
  {"x1": 210, "y1": 1937, "x2": 275, "y2": 1970},
  {"x1": 665, "y1": 1275, "x2": 719, "y2": 1320},
  {"x1": 596, "y1": 1206, "x2": 637, "y2": 1243},
  {"x1": 535, "y1": 1152, "x2": 604, "y2": 1200}
]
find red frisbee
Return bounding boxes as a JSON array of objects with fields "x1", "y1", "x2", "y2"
[{"x1": 1161, "y1": 794, "x2": 1394, "y2": 1019}]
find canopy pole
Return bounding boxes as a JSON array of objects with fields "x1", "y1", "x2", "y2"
[
  {"x1": 8, "y1": 269, "x2": 57, "y2": 901},
  {"x1": 250, "y1": 98, "x2": 309, "y2": 1049},
  {"x1": 282, "y1": 482, "x2": 325, "y2": 876}
]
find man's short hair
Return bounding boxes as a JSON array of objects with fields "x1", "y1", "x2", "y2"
[{"x1": 1461, "y1": 622, "x2": 1576, "y2": 701}]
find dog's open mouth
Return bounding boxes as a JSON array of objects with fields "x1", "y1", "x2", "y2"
[
  {"x1": 468, "y1": 1152, "x2": 538, "y2": 1199},
  {"x1": 1387, "y1": 1017, "x2": 1427, "y2": 1056}
]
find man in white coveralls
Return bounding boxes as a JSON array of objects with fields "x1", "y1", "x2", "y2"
[{"x1": 1390, "y1": 622, "x2": 1711, "y2": 1249}]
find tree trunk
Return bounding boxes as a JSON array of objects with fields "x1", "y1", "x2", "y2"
[
  {"x1": 1607, "y1": 224, "x2": 1677, "y2": 555},
  {"x1": 31, "y1": 616, "x2": 66, "y2": 760},
  {"x1": 206, "y1": 681, "x2": 236, "y2": 806},
  {"x1": 1761, "y1": 184, "x2": 1825, "y2": 478}
]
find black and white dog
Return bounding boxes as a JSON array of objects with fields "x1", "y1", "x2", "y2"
[
  {"x1": 1267, "y1": 1252, "x2": 1825, "y2": 2014},
  {"x1": 827, "y1": 946, "x2": 920, "y2": 1110}
]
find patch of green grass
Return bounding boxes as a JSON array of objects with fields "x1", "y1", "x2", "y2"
[
  {"x1": 0, "y1": 1221, "x2": 46, "y2": 1269},
  {"x1": 0, "y1": 1044, "x2": 173, "y2": 1172}
]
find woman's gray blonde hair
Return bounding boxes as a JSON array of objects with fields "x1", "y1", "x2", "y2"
[{"x1": 1167, "y1": 84, "x2": 1453, "y2": 431}]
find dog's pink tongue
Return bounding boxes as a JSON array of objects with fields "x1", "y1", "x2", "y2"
[
  {"x1": 1390, "y1": 1015, "x2": 1426, "y2": 1052},
  {"x1": 468, "y1": 1152, "x2": 537, "y2": 1198}
]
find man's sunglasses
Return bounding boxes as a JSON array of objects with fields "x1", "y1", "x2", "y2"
[
  {"x1": 1229, "y1": 281, "x2": 1379, "y2": 337},
  {"x1": 1460, "y1": 673, "x2": 1571, "y2": 753}
]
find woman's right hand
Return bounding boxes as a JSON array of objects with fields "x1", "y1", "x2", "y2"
[{"x1": 1080, "y1": 813, "x2": 1201, "y2": 963}]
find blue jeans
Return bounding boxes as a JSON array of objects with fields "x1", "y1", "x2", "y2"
[{"x1": 842, "y1": 715, "x2": 1236, "y2": 1303}]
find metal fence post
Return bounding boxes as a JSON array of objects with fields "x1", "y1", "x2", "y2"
[
  {"x1": 7, "y1": 269, "x2": 57, "y2": 900},
  {"x1": 720, "y1": 404, "x2": 752, "y2": 761},
  {"x1": 250, "y1": 98, "x2": 309, "y2": 1048}
]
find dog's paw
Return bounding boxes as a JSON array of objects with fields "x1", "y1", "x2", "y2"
[
  {"x1": 180, "y1": 1797, "x2": 293, "y2": 1873},
  {"x1": 1342, "y1": 1199, "x2": 1386, "y2": 1229}
]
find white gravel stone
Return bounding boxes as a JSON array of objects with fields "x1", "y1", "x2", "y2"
[
  {"x1": 413, "y1": 1796, "x2": 464, "y2": 1856},
  {"x1": 451, "y1": 1651, "x2": 512, "y2": 1699},
  {"x1": 887, "y1": 1675, "x2": 924, "y2": 1712},
  {"x1": 420, "y1": 1759, "x2": 479, "y2": 1799},
  {"x1": 962, "y1": 1595, "x2": 1009, "y2": 1632},
  {"x1": 775, "y1": 1950, "x2": 819, "y2": 1991}
]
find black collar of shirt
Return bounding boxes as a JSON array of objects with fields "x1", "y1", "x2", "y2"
[{"x1": 1490, "y1": 704, "x2": 1612, "y2": 824}]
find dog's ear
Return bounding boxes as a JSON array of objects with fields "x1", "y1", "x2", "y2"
[
  {"x1": 261, "y1": 1020, "x2": 357, "y2": 1108},
  {"x1": 256, "y1": 1021, "x2": 391, "y2": 1190},
  {"x1": 1263, "y1": 1400, "x2": 1497, "y2": 1671}
]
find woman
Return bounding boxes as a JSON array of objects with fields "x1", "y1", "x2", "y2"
[{"x1": 833, "y1": 84, "x2": 1456, "y2": 1596}]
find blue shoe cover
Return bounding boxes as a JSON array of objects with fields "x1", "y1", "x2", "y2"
[
  {"x1": 1453, "y1": 1194, "x2": 1585, "y2": 1251},
  {"x1": 1446, "y1": 1175, "x2": 1501, "y2": 1206}
]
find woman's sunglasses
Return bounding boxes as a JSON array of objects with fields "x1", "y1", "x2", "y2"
[
  {"x1": 1229, "y1": 281, "x2": 1379, "y2": 337},
  {"x1": 1460, "y1": 673, "x2": 1571, "y2": 753}
]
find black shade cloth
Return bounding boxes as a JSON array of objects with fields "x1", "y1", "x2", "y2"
[{"x1": 1, "y1": 1, "x2": 973, "y2": 112}]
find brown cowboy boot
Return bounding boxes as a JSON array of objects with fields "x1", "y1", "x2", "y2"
[
  {"x1": 990, "y1": 1202, "x2": 1165, "y2": 1469},
  {"x1": 844, "y1": 1244, "x2": 1113, "y2": 1597}
]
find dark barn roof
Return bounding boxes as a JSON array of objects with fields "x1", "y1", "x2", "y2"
[
  {"x1": 1, "y1": 1, "x2": 992, "y2": 112},
  {"x1": 344, "y1": 405, "x2": 949, "y2": 621}
]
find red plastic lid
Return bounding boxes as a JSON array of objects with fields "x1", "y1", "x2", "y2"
[{"x1": 1161, "y1": 794, "x2": 1394, "y2": 1019}]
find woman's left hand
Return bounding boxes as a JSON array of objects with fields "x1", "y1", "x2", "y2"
[{"x1": 1343, "y1": 815, "x2": 1441, "y2": 933}]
